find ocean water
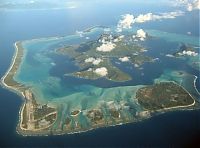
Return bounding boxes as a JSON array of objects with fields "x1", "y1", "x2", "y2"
[
  {"x1": 13, "y1": 25, "x2": 200, "y2": 106},
  {"x1": 0, "y1": 5, "x2": 200, "y2": 147}
]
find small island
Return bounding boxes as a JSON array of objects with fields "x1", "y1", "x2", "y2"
[
  {"x1": 56, "y1": 34, "x2": 153, "y2": 82},
  {"x1": 0, "y1": 29, "x2": 199, "y2": 136},
  {"x1": 136, "y1": 82, "x2": 195, "y2": 110},
  {"x1": 171, "y1": 44, "x2": 199, "y2": 71}
]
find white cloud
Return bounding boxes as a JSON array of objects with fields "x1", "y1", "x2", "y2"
[
  {"x1": 104, "y1": 28, "x2": 111, "y2": 32},
  {"x1": 134, "y1": 11, "x2": 184, "y2": 23},
  {"x1": 179, "y1": 50, "x2": 198, "y2": 56},
  {"x1": 160, "y1": 11, "x2": 185, "y2": 18},
  {"x1": 85, "y1": 57, "x2": 95, "y2": 63},
  {"x1": 116, "y1": 11, "x2": 184, "y2": 32},
  {"x1": 119, "y1": 35, "x2": 125, "y2": 39},
  {"x1": 94, "y1": 67, "x2": 108, "y2": 76},
  {"x1": 173, "y1": 0, "x2": 200, "y2": 11},
  {"x1": 113, "y1": 38, "x2": 120, "y2": 43},
  {"x1": 76, "y1": 30, "x2": 84, "y2": 37},
  {"x1": 117, "y1": 14, "x2": 134, "y2": 32},
  {"x1": 99, "y1": 34, "x2": 113, "y2": 43},
  {"x1": 93, "y1": 58, "x2": 103, "y2": 65},
  {"x1": 134, "y1": 13, "x2": 154, "y2": 23},
  {"x1": 96, "y1": 42, "x2": 116, "y2": 52},
  {"x1": 187, "y1": 0, "x2": 200, "y2": 11},
  {"x1": 136, "y1": 29, "x2": 147, "y2": 41},
  {"x1": 134, "y1": 64, "x2": 139, "y2": 67},
  {"x1": 87, "y1": 68, "x2": 93, "y2": 72},
  {"x1": 119, "y1": 57, "x2": 130, "y2": 62},
  {"x1": 113, "y1": 35, "x2": 125, "y2": 43},
  {"x1": 172, "y1": 0, "x2": 188, "y2": 6},
  {"x1": 85, "y1": 57, "x2": 103, "y2": 65}
]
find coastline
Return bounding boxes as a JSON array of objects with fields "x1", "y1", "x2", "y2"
[
  {"x1": 0, "y1": 42, "x2": 25, "y2": 98},
  {"x1": 0, "y1": 41, "x2": 57, "y2": 136},
  {"x1": 1, "y1": 42, "x2": 18, "y2": 87},
  {"x1": 0, "y1": 35, "x2": 199, "y2": 136},
  {"x1": 193, "y1": 75, "x2": 200, "y2": 95}
]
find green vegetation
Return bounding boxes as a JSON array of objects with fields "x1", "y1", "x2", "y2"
[
  {"x1": 136, "y1": 82, "x2": 195, "y2": 110},
  {"x1": 56, "y1": 34, "x2": 153, "y2": 82},
  {"x1": 34, "y1": 104, "x2": 56, "y2": 120},
  {"x1": 172, "y1": 44, "x2": 199, "y2": 71},
  {"x1": 87, "y1": 109, "x2": 104, "y2": 123},
  {"x1": 45, "y1": 113, "x2": 57, "y2": 124},
  {"x1": 130, "y1": 54, "x2": 153, "y2": 66},
  {"x1": 109, "y1": 109, "x2": 120, "y2": 119},
  {"x1": 3, "y1": 42, "x2": 24, "y2": 87},
  {"x1": 71, "y1": 110, "x2": 80, "y2": 116},
  {"x1": 71, "y1": 58, "x2": 131, "y2": 82},
  {"x1": 21, "y1": 104, "x2": 28, "y2": 129}
]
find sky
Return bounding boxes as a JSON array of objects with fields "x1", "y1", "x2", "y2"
[{"x1": 0, "y1": 0, "x2": 199, "y2": 12}]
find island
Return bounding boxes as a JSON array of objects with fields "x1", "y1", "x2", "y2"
[
  {"x1": 1, "y1": 42, "x2": 57, "y2": 135},
  {"x1": 170, "y1": 44, "x2": 200, "y2": 71},
  {"x1": 136, "y1": 82, "x2": 195, "y2": 110},
  {"x1": 56, "y1": 34, "x2": 153, "y2": 82},
  {"x1": 0, "y1": 28, "x2": 199, "y2": 136}
]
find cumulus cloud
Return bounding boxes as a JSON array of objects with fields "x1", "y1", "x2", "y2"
[
  {"x1": 119, "y1": 57, "x2": 130, "y2": 62},
  {"x1": 134, "y1": 13, "x2": 154, "y2": 23},
  {"x1": 113, "y1": 35, "x2": 125, "y2": 43},
  {"x1": 117, "y1": 14, "x2": 134, "y2": 32},
  {"x1": 104, "y1": 28, "x2": 111, "y2": 32},
  {"x1": 85, "y1": 57, "x2": 103, "y2": 65},
  {"x1": 94, "y1": 67, "x2": 108, "y2": 76},
  {"x1": 172, "y1": 0, "x2": 188, "y2": 6},
  {"x1": 76, "y1": 30, "x2": 84, "y2": 37},
  {"x1": 173, "y1": 0, "x2": 200, "y2": 11},
  {"x1": 179, "y1": 50, "x2": 198, "y2": 56},
  {"x1": 85, "y1": 57, "x2": 95, "y2": 63},
  {"x1": 136, "y1": 29, "x2": 147, "y2": 41},
  {"x1": 187, "y1": 0, "x2": 200, "y2": 11},
  {"x1": 117, "y1": 11, "x2": 184, "y2": 32},
  {"x1": 92, "y1": 59, "x2": 103, "y2": 65},
  {"x1": 134, "y1": 11, "x2": 184, "y2": 23},
  {"x1": 96, "y1": 42, "x2": 116, "y2": 52},
  {"x1": 160, "y1": 11, "x2": 185, "y2": 18}
]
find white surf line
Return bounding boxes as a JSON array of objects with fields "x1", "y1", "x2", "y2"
[
  {"x1": 156, "y1": 81, "x2": 196, "y2": 112},
  {"x1": 193, "y1": 75, "x2": 200, "y2": 96},
  {"x1": 1, "y1": 42, "x2": 18, "y2": 87},
  {"x1": 0, "y1": 42, "x2": 25, "y2": 98}
]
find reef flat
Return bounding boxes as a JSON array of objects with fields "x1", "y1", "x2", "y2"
[
  {"x1": 1, "y1": 42, "x2": 57, "y2": 135},
  {"x1": 56, "y1": 34, "x2": 153, "y2": 82},
  {"x1": 1, "y1": 27, "x2": 199, "y2": 136}
]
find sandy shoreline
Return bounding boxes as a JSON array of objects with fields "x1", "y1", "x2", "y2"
[
  {"x1": 1, "y1": 42, "x2": 18, "y2": 86},
  {"x1": 0, "y1": 42, "x2": 25, "y2": 98},
  {"x1": 0, "y1": 37, "x2": 199, "y2": 137}
]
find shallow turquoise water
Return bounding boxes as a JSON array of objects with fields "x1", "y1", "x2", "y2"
[
  {"x1": 12, "y1": 26, "x2": 200, "y2": 132},
  {"x1": 14, "y1": 26, "x2": 200, "y2": 106},
  {"x1": 0, "y1": 4, "x2": 200, "y2": 147}
]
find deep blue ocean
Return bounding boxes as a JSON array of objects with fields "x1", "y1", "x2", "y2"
[{"x1": 0, "y1": 4, "x2": 200, "y2": 147}]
